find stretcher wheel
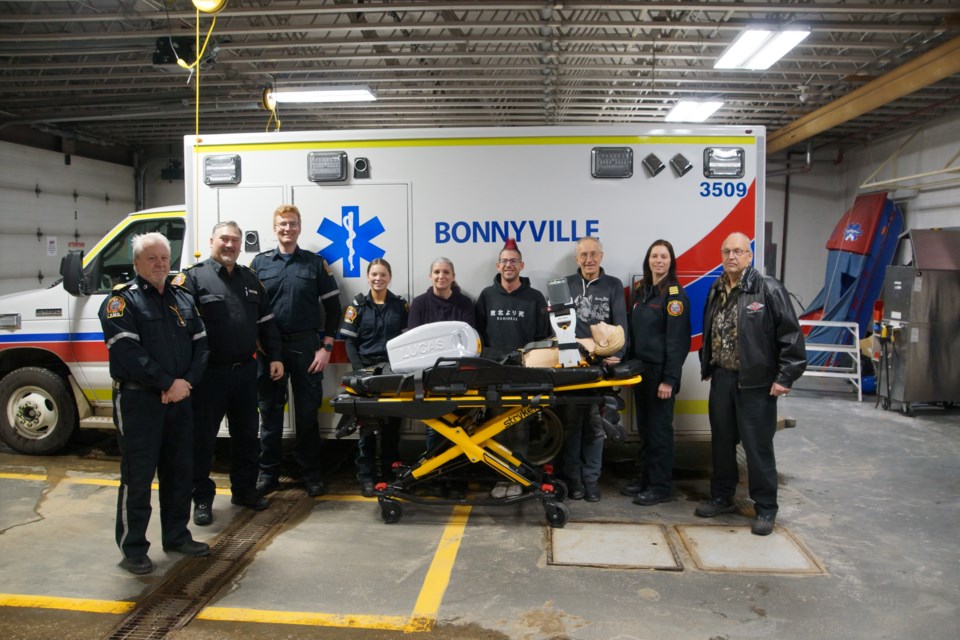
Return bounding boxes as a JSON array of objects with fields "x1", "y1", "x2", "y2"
[
  {"x1": 544, "y1": 501, "x2": 569, "y2": 528},
  {"x1": 550, "y1": 478, "x2": 569, "y2": 502},
  {"x1": 379, "y1": 498, "x2": 403, "y2": 524}
]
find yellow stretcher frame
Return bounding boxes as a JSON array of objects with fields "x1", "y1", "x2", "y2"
[{"x1": 334, "y1": 371, "x2": 642, "y2": 528}]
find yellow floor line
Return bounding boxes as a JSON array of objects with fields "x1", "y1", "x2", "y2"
[
  {"x1": 0, "y1": 474, "x2": 472, "y2": 631},
  {"x1": 0, "y1": 593, "x2": 133, "y2": 615},
  {"x1": 196, "y1": 607, "x2": 410, "y2": 630},
  {"x1": 196, "y1": 504, "x2": 473, "y2": 632},
  {"x1": 0, "y1": 472, "x2": 47, "y2": 482},
  {"x1": 405, "y1": 504, "x2": 472, "y2": 632}
]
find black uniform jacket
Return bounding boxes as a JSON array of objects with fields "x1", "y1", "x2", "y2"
[
  {"x1": 700, "y1": 266, "x2": 807, "y2": 389},
  {"x1": 338, "y1": 290, "x2": 408, "y2": 369},
  {"x1": 251, "y1": 247, "x2": 342, "y2": 340},
  {"x1": 99, "y1": 273, "x2": 208, "y2": 391},
  {"x1": 630, "y1": 279, "x2": 691, "y2": 392},
  {"x1": 184, "y1": 258, "x2": 282, "y2": 365}
]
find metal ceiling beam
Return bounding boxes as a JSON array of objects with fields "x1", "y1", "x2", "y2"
[{"x1": 768, "y1": 35, "x2": 960, "y2": 153}]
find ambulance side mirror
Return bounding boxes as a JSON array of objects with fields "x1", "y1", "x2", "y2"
[{"x1": 60, "y1": 250, "x2": 85, "y2": 297}]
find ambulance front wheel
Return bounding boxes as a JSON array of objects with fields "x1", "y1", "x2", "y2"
[
  {"x1": 379, "y1": 498, "x2": 403, "y2": 524},
  {"x1": 0, "y1": 367, "x2": 77, "y2": 455}
]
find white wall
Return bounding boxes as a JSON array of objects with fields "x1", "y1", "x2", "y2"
[
  {"x1": 0, "y1": 142, "x2": 136, "y2": 295},
  {"x1": 769, "y1": 111, "x2": 960, "y2": 310}
]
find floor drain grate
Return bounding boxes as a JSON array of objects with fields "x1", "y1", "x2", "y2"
[{"x1": 103, "y1": 486, "x2": 313, "y2": 639}]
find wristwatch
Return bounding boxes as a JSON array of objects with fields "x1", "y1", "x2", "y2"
[{"x1": 322, "y1": 342, "x2": 334, "y2": 352}]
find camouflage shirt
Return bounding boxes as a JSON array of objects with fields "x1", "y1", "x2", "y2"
[{"x1": 710, "y1": 273, "x2": 744, "y2": 371}]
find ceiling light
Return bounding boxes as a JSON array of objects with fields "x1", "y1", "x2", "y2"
[
  {"x1": 192, "y1": 0, "x2": 227, "y2": 13},
  {"x1": 262, "y1": 86, "x2": 376, "y2": 109},
  {"x1": 715, "y1": 28, "x2": 810, "y2": 70},
  {"x1": 665, "y1": 101, "x2": 723, "y2": 123}
]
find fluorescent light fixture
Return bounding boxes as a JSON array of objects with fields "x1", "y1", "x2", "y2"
[
  {"x1": 262, "y1": 86, "x2": 376, "y2": 108},
  {"x1": 665, "y1": 101, "x2": 723, "y2": 123},
  {"x1": 715, "y1": 29, "x2": 809, "y2": 70}
]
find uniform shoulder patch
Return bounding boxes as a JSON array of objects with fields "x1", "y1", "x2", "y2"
[
  {"x1": 322, "y1": 259, "x2": 333, "y2": 275},
  {"x1": 669, "y1": 285, "x2": 679, "y2": 295},
  {"x1": 106, "y1": 295, "x2": 126, "y2": 318},
  {"x1": 170, "y1": 273, "x2": 187, "y2": 287},
  {"x1": 667, "y1": 299, "x2": 684, "y2": 317},
  {"x1": 344, "y1": 305, "x2": 358, "y2": 323}
]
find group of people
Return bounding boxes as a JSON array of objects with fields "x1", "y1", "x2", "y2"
[
  {"x1": 100, "y1": 204, "x2": 342, "y2": 575},
  {"x1": 99, "y1": 201, "x2": 806, "y2": 575}
]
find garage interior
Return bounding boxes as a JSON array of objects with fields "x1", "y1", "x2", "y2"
[{"x1": 1, "y1": 2, "x2": 959, "y2": 639}]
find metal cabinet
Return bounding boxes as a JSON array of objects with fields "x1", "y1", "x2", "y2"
[{"x1": 878, "y1": 230, "x2": 960, "y2": 411}]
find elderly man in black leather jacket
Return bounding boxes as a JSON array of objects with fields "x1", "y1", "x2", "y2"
[{"x1": 696, "y1": 232, "x2": 806, "y2": 536}]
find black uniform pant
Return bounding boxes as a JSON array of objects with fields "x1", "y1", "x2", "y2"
[
  {"x1": 113, "y1": 386, "x2": 193, "y2": 558},
  {"x1": 708, "y1": 368, "x2": 779, "y2": 516},
  {"x1": 357, "y1": 417, "x2": 402, "y2": 482},
  {"x1": 633, "y1": 363, "x2": 676, "y2": 495},
  {"x1": 257, "y1": 336, "x2": 325, "y2": 484},
  {"x1": 192, "y1": 358, "x2": 259, "y2": 505}
]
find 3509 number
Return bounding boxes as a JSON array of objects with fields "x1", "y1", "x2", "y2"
[{"x1": 699, "y1": 182, "x2": 748, "y2": 198}]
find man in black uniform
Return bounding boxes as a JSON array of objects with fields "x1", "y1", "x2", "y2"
[
  {"x1": 99, "y1": 232, "x2": 210, "y2": 575},
  {"x1": 185, "y1": 222, "x2": 284, "y2": 526},
  {"x1": 697, "y1": 232, "x2": 806, "y2": 536},
  {"x1": 252, "y1": 204, "x2": 342, "y2": 498}
]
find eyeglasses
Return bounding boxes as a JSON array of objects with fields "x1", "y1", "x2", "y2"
[
  {"x1": 498, "y1": 258, "x2": 520, "y2": 266},
  {"x1": 275, "y1": 221, "x2": 300, "y2": 229},
  {"x1": 721, "y1": 248, "x2": 750, "y2": 257},
  {"x1": 577, "y1": 251, "x2": 602, "y2": 260}
]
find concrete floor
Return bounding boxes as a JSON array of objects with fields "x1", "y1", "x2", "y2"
[{"x1": 0, "y1": 379, "x2": 957, "y2": 640}]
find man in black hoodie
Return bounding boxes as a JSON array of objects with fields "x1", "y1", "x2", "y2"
[
  {"x1": 475, "y1": 239, "x2": 550, "y2": 355},
  {"x1": 475, "y1": 240, "x2": 551, "y2": 497}
]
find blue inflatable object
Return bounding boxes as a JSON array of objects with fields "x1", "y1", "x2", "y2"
[{"x1": 801, "y1": 192, "x2": 904, "y2": 367}]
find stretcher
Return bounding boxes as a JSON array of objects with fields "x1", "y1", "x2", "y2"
[{"x1": 331, "y1": 356, "x2": 642, "y2": 527}]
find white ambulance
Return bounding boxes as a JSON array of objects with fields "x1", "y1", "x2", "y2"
[{"x1": 0, "y1": 125, "x2": 764, "y2": 455}]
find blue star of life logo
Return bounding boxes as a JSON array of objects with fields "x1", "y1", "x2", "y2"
[
  {"x1": 316, "y1": 205, "x2": 385, "y2": 278},
  {"x1": 843, "y1": 223, "x2": 863, "y2": 242}
]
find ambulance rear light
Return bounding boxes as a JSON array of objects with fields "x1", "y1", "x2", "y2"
[
  {"x1": 203, "y1": 154, "x2": 241, "y2": 185},
  {"x1": 307, "y1": 151, "x2": 348, "y2": 182},
  {"x1": 703, "y1": 147, "x2": 745, "y2": 179}
]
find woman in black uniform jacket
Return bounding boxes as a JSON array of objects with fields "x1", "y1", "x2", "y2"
[
  {"x1": 623, "y1": 239, "x2": 691, "y2": 506},
  {"x1": 338, "y1": 258, "x2": 408, "y2": 497}
]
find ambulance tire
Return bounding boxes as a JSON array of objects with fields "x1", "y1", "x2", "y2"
[
  {"x1": 525, "y1": 408, "x2": 563, "y2": 466},
  {"x1": 0, "y1": 367, "x2": 77, "y2": 455}
]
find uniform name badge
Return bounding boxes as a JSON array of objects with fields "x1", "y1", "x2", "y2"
[{"x1": 106, "y1": 296, "x2": 126, "y2": 318}]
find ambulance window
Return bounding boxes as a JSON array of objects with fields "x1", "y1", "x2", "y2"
[{"x1": 89, "y1": 219, "x2": 185, "y2": 292}]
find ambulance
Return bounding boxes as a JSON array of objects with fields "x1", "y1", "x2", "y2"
[{"x1": 0, "y1": 125, "x2": 765, "y2": 456}]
